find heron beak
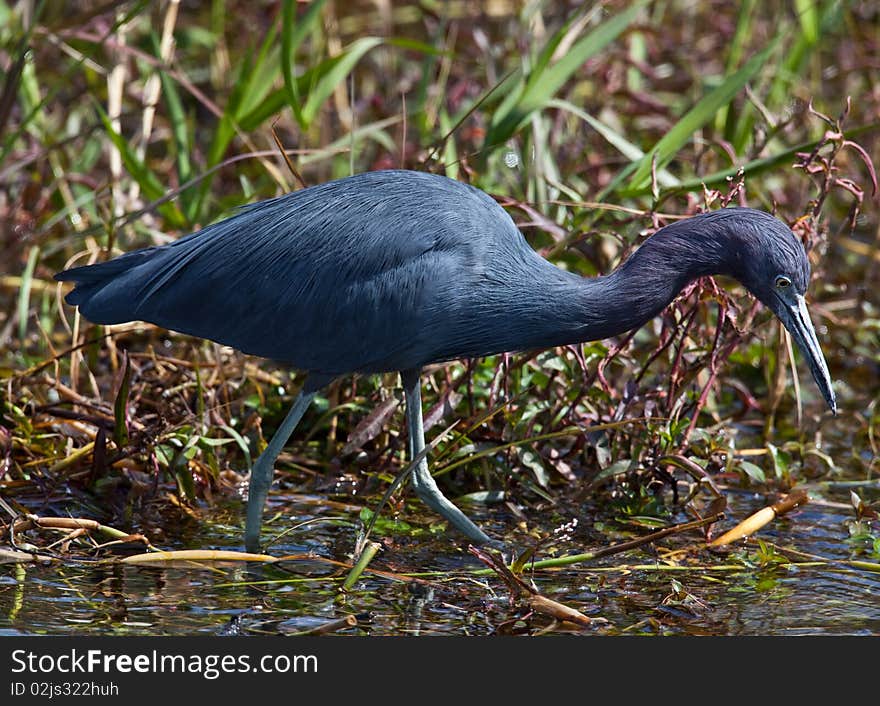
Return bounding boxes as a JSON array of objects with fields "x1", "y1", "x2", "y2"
[{"x1": 774, "y1": 293, "x2": 836, "y2": 414}]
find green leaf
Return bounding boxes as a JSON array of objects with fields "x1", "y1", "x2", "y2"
[
  {"x1": 517, "y1": 447, "x2": 549, "y2": 489},
  {"x1": 358, "y1": 507, "x2": 418, "y2": 536},
  {"x1": 739, "y1": 460, "x2": 766, "y2": 484},
  {"x1": 175, "y1": 465, "x2": 197, "y2": 502},
  {"x1": 591, "y1": 458, "x2": 637, "y2": 484},
  {"x1": 196, "y1": 437, "x2": 236, "y2": 448},
  {"x1": 218, "y1": 424, "x2": 253, "y2": 470},
  {"x1": 625, "y1": 40, "x2": 778, "y2": 194},
  {"x1": 455, "y1": 491, "x2": 506, "y2": 505},
  {"x1": 113, "y1": 353, "x2": 132, "y2": 448},
  {"x1": 172, "y1": 434, "x2": 202, "y2": 502},
  {"x1": 625, "y1": 516, "x2": 669, "y2": 529},
  {"x1": 438, "y1": 109, "x2": 458, "y2": 180},
  {"x1": 765, "y1": 442, "x2": 789, "y2": 480}
]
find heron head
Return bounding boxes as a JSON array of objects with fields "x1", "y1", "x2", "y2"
[{"x1": 729, "y1": 211, "x2": 836, "y2": 414}]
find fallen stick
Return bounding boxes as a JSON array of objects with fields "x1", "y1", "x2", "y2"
[{"x1": 709, "y1": 490, "x2": 808, "y2": 547}]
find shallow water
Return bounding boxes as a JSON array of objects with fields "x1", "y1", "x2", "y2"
[{"x1": 2, "y1": 484, "x2": 877, "y2": 636}]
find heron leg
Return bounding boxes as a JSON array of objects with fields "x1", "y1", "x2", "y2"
[
  {"x1": 244, "y1": 388, "x2": 317, "y2": 553},
  {"x1": 401, "y1": 368, "x2": 494, "y2": 545}
]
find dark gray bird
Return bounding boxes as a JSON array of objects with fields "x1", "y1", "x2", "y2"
[{"x1": 55, "y1": 170, "x2": 836, "y2": 551}]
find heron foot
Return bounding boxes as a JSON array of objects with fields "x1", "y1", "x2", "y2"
[{"x1": 411, "y1": 469, "x2": 496, "y2": 545}]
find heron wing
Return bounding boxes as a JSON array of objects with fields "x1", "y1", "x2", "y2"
[{"x1": 57, "y1": 171, "x2": 521, "y2": 374}]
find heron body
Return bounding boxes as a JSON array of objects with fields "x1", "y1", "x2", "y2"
[{"x1": 56, "y1": 170, "x2": 836, "y2": 550}]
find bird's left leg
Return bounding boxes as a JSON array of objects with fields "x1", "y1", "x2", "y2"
[{"x1": 401, "y1": 368, "x2": 495, "y2": 545}]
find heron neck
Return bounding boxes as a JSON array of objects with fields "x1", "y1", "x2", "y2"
[{"x1": 526, "y1": 222, "x2": 735, "y2": 348}]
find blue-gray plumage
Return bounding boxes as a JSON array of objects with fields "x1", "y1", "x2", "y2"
[{"x1": 55, "y1": 169, "x2": 836, "y2": 551}]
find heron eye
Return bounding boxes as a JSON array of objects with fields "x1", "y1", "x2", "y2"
[{"x1": 775, "y1": 275, "x2": 792, "y2": 289}]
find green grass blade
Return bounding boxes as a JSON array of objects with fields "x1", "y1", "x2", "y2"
[
  {"x1": 0, "y1": 47, "x2": 27, "y2": 143},
  {"x1": 548, "y1": 98, "x2": 679, "y2": 187},
  {"x1": 485, "y1": 2, "x2": 644, "y2": 148},
  {"x1": 624, "y1": 40, "x2": 778, "y2": 195},
  {"x1": 438, "y1": 109, "x2": 458, "y2": 179},
  {"x1": 664, "y1": 122, "x2": 880, "y2": 195},
  {"x1": 17, "y1": 246, "x2": 39, "y2": 345},
  {"x1": 301, "y1": 37, "x2": 382, "y2": 128},
  {"x1": 237, "y1": 26, "x2": 281, "y2": 120},
  {"x1": 236, "y1": 88, "x2": 288, "y2": 132},
  {"x1": 426, "y1": 67, "x2": 521, "y2": 165},
  {"x1": 157, "y1": 70, "x2": 192, "y2": 185},
  {"x1": 0, "y1": 1, "x2": 47, "y2": 161},
  {"x1": 486, "y1": 72, "x2": 526, "y2": 142},
  {"x1": 794, "y1": 0, "x2": 819, "y2": 42},
  {"x1": 412, "y1": 23, "x2": 443, "y2": 137},
  {"x1": 385, "y1": 37, "x2": 449, "y2": 56},
  {"x1": 526, "y1": 9, "x2": 583, "y2": 83},
  {"x1": 718, "y1": 0, "x2": 757, "y2": 138},
  {"x1": 768, "y1": 0, "x2": 839, "y2": 109},
  {"x1": 299, "y1": 114, "x2": 400, "y2": 166},
  {"x1": 239, "y1": 37, "x2": 383, "y2": 133},
  {"x1": 282, "y1": 0, "x2": 326, "y2": 129},
  {"x1": 94, "y1": 103, "x2": 186, "y2": 228},
  {"x1": 151, "y1": 29, "x2": 195, "y2": 223},
  {"x1": 194, "y1": 43, "x2": 263, "y2": 219},
  {"x1": 732, "y1": 1, "x2": 840, "y2": 151},
  {"x1": 204, "y1": 24, "x2": 281, "y2": 171}
]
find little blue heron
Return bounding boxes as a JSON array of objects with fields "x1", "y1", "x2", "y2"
[{"x1": 56, "y1": 170, "x2": 836, "y2": 551}]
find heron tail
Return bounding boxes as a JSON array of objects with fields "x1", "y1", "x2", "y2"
[{"x1": 54, "y1": 249, "x2": 161, "y2": 324}]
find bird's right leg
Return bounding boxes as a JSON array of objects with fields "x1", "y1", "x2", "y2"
[
  {"x1": 244, "y1": 384, "x2": 320, "y2": 553},
  {"x1": 401, "y1": 368, "x2": 496, "y2": 546}
]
